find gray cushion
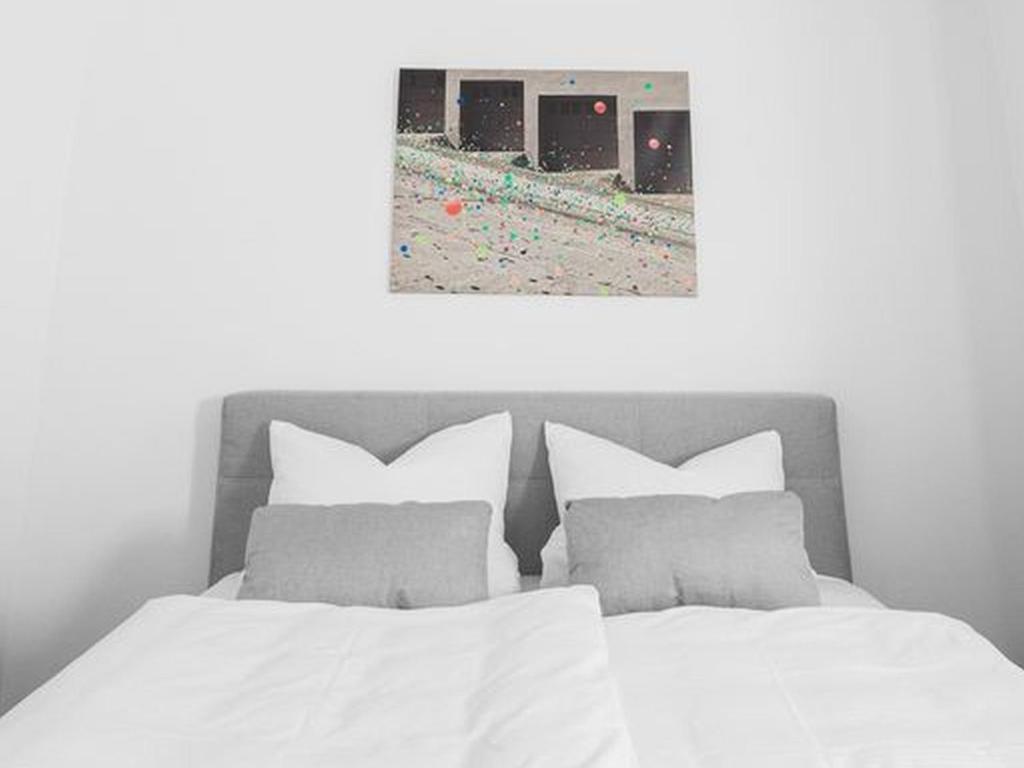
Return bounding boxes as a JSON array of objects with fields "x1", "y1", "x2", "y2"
[
  {"x1": 564, "y1": 492, "x2": 821, "y2": 615},
  {"x1": 238, "y1": 502, "x2": 491, "y2": 608}
]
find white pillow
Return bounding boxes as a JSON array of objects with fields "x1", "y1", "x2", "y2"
[
  {"x1": 268, "y1": 412, "x2": 520, "y2": 596},
  {"x1": 540, "y1": 423, "x2": 785, "y2": 587}
]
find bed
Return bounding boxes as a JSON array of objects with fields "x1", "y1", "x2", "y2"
[{"x1": 2, "y1": 391, "x2": 1022, "y2": 767}]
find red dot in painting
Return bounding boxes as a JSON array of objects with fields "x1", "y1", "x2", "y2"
[
  {"x1": 593, "y1": 100, "x2": 607, "y2": 115},
  {"x1": 444, "y1": 199, "x2": 464, "y2": 216},
  {"x1": 647, "y1": 137, "x2": 661, "y2": 150}
]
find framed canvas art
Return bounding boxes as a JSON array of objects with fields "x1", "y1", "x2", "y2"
[{"x1": 390, "y1": 69, "x2": 696, "y2": 297}]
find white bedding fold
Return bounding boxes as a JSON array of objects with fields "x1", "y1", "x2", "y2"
[
  {"x1": 0, "y1": 587, "x2": 637, "y2": 768},
  {"x1": 605, "y1": 605, "x2": 1024, "y2": 767}
]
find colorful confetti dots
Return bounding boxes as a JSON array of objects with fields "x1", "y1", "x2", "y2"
[
  {"x1": 612, "y1": 192, "x2": 627, "y2": 207},
  {"x1": 647, "y1": 137, "x2": 661, "y2": 150},
  {"x1": 444, "y1": 199, "x2": 464, "y2": 216},
  {"x1": 643, "y1": 82, "x2": 654, "y2": 92},
  {"x1": 593, "y1": 100, "x2": 607, "y2": 115}
]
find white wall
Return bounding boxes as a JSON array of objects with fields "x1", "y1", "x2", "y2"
[
  {"x1": 985, "y1": 0, "x2": 1024, "y2": 224},
  {"x1": 2, "y1": 0, "x2": 1023, "y2": 711},
  {"x1": 948, "y1": 0, "x2": 1024, "y2": 669},
  {"x1": 0, "y1": 1, "x2": 110, "y2": 711}
]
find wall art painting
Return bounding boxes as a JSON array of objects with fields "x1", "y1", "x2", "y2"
[{"x1": 390, "y1": 69, "x2": 695, "y2": 297}]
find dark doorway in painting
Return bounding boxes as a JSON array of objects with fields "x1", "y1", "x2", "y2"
[
  {"x1": 397, "y1": 69, "x2": 446, "y2": 133},
  {"x1": 633, "y1": 110, "x2": 692, "y2": 193},
  {"x1": 537, "y1": 95, "x2": 618, "y2": 172},
  {"x1": 458, "y1": 80, "x2": 524, "y2": 151}
]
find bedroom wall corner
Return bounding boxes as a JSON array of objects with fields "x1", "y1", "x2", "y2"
[
  {"x1": 937, "y1": 0, "x2": 1024, "y2": 664},
  {"x1": 0, "y1": 0, "x2": 108, "y2": 711}
]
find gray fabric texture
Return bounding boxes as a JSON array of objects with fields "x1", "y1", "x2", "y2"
[
  {"x1": 211, "y1": 391, "x2": 850, "y2": 584},
  {"x1": 564, "y1": 492, "x2": 821, "y2": 615},
  {"x1": 237, "y1": 502, "x2": 491, "y2": 608}
]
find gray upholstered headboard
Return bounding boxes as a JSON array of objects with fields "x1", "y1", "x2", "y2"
[{"x1": 211, "y1": 391, "x2": 850, "y2": 584}]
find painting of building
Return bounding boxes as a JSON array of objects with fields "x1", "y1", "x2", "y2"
[{"x1": 390, "y1": 68, "x2": 696, "y2": 297}]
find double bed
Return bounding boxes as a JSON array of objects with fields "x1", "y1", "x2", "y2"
[{"x1": 1, "y1": 392, "x2": 1022, "y2": 766}]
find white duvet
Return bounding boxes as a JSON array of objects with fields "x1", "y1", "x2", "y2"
[
  {"x1": 0, "y1": 587, "x2": 637, "y2": 768},
  {"x1": 3, "y1": 586, "x2": 1024, "y2": 768},
  {"x1": 608, "y1": 606, "x2": 1024, "y2": 767}
]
